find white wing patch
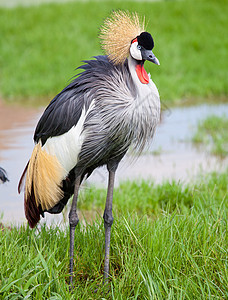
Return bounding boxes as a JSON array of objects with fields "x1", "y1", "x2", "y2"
[
  {"x1": 42, "y1": 100, "x2": 96, "y2": 178},
  {"x1": 42, "y1": 108, "x2": 87, "y2": 177}
]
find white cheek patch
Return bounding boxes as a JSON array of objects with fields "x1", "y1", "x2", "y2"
[{"x1": 130, "y1": 41, "x2": 142, "y2": 61}]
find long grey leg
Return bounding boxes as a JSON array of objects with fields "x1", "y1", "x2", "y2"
[
  {"x1": 103, "y1": 162, "x2": 118, "y2": 284},
  {"x1": 69, "y1": 175, "x2": 81, "y2": 289}
]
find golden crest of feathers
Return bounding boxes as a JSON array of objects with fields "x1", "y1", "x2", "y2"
[{"x1": 100, "y1": 10, "x2": 145, "y2": 65}]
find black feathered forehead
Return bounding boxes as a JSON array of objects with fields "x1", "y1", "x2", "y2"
[{"x1": 137, "y1": 32, "x2": 154, "y2": 50}]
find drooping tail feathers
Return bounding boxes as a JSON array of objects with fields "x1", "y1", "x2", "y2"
[{"x1": 18, "y1": 143, "x2": 66, "y2": 228}]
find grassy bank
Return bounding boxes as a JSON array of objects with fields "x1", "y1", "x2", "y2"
[
  {"x1": 0, "y1": 171, "x2": 227, "y2": 298},
  {"x1": 0, "y1": 0, "x2": 228, "y2": 105},
  {"x1": 192, "y1": 115, "x2": 228, "y2": 158}
]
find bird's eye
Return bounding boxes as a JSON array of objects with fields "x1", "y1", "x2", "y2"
[{"x1": 137, "y1": 45, "x2": 142, "y2": 50}]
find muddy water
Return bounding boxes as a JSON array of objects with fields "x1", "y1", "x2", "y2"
[{"x1": 0, "y1": 101, "x2": 228, "y2": 225}]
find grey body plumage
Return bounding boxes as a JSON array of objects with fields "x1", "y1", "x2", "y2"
[
  {"x1": 77, "y1": 55, "x2": 160, "y2": 172},
  {"x1": 35, "y1": 55, "x2": 160, "y2": 186}
]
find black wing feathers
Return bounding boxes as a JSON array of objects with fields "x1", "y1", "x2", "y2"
[{"x1": 34, "y1": 88, "x2": 84, "y2": 145}]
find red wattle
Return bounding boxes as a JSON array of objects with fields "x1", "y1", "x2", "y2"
[{"x1": 135, "y1": 64, "x2": 149, "y2": 84}]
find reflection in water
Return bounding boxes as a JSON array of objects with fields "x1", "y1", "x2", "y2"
[{"x1": 0, "y1": 102, "x2": 228, "y2": 225}]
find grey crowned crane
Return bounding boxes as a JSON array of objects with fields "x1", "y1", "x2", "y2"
[
  {"x1": 0, "y1": 167, "x2": 9, "y2": 183},
  {"x1": 18, "y1": 11, "x2": 160, "y2": 285}
]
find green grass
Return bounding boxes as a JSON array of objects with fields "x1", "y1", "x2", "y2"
[
  {"x1": 0, "y1": 0, "x2": 228, "y2": 105},
  {"x1": 1, "y1": 171, "x2": 227, "y2": 299},
  {"x1": 192, "y1": 115, "x2": 228, "y2": 158}
]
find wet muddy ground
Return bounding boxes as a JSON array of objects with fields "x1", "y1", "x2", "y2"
[{"x1": 0, "y1": 101, "x2": 228, "y2": 225}]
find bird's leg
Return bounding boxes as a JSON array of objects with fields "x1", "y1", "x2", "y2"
[
  {"x1": 69, "y1": 175, "x2": 81, "y2": 290},
  {"x1": 103, "y1": 162, "x2": 118, "y2": 284}
]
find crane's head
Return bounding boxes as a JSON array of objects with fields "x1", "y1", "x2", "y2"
[
  {"x1": 100, "y1": 10, "x2": 159, "y2": 66},
  {"x1": 130, "y1": 32, "x2": 160, "y2": 65}
]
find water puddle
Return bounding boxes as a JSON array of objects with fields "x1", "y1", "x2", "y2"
[{"x1": 0, "y1": 101, "x2": 228, "y2": 226}]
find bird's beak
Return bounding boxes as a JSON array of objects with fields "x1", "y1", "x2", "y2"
[{"x1": 141, "y1": 49, "x2": 160, "y2": 65}]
